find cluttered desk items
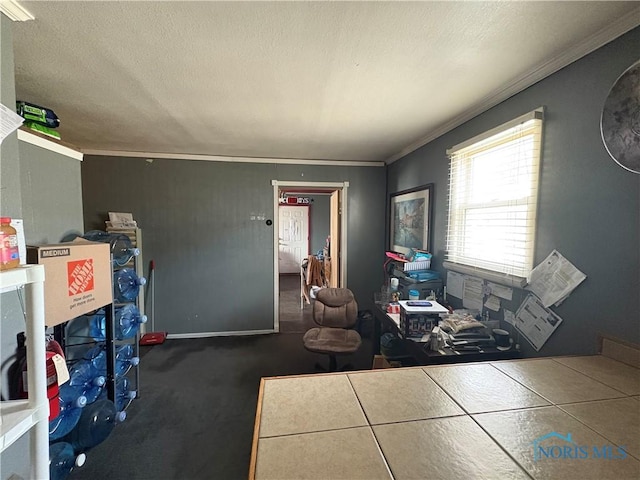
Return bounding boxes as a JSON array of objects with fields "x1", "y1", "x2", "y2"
[
  {"x1": 432, "y1": 311, "x2": 516, "y2": 354},
  {"x1": 384, "y1": 250, "x2": 444, "y2": 301},
  {"x1": 375, "y1": 301, "x2": 519, "y2": 365}
]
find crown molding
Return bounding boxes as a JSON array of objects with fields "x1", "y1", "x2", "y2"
[
  {"x1": 82, "y1": 149, "x2": 385, "y2": 167},
  {"x1": 0, "y1": 1, "x2": 34, "y2": 21},
  {"x1": 386, "y1": 9, "x2": 640, "y2": 164}
]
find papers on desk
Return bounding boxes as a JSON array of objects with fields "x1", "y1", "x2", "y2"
[
  {"x1": 515, "y1": 294, "x2": 563, "y2": 351},
  {"x1": 526, "y1": 250, "x2": 586, "y2": 307}
]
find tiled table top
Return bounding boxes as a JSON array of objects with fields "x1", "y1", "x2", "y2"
[{"x1": 250, "y1": 355, "x2": 640, "y2": 480}]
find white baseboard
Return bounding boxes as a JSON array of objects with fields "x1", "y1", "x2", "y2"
[{"x1": 166, "y1": 329, "x2": 275, "y2": 340}]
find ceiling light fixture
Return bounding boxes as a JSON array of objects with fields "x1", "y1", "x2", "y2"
[{"x1": 0, "y1": 0, "x2": 34, "y2": 22}]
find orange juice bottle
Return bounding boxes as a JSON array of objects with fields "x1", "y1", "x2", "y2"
[{"x1": 0, "y1": 217, "x2": 20, "y2": 271}]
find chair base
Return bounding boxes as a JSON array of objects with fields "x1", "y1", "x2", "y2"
[{"x1": 314, "y1": 354, "x2": 353, "y2": 373}]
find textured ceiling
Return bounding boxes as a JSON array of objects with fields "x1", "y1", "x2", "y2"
[{"x1": 10, "y1": 1, "x2": 640, "y2": 163}]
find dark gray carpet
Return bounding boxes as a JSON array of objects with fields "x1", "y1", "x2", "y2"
[{"x1": 69, "y1": 333, "x2": 373, "y2": 480}]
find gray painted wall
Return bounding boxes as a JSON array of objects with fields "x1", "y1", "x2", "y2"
[
  {"x1": 0, "y1": 13, "x2": 21, "y2": 218},
  {"x1": 81, "y1": 158, "x2": 386, "y2": 335},
  {"x1": 388, "y1": 27, "x2": 640, "y2": 357},
  {"x1": 19, "y1": 141, "x2": 84, "y2": 244},
  {"x1": 309, "y1": 194, "x2": 330, "y2": 254}
]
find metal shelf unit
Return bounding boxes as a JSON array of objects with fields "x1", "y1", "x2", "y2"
[
  {"x1": 58, "y1": 243, "x2": 142, "y2": 411},
  {"x1": 106, "y1": 227, "x2": 143, "y2": 400}
]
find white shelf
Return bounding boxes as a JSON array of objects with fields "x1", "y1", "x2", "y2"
[
  {"x1": 0, "y1": 400, "x2": 48, "y2": 452},
  {"x1": 0, "y1": 264, "x2": 49, "y2": 479},
  {"x1": 0, "y1": 264, "x2": 45, "y2": 292}
]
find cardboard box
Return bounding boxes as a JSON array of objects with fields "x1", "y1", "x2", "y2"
[
  {"x1": 372, "y1": 355, "x2": 392, "y2": 369},
  {"x1": 27, "y1": 240, "x2": 112, "y2": 327},
  {"x1": 371, "y1": 355, "x2": 402, "y2": 369}
]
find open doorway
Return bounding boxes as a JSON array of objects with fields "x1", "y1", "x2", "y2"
[{"x1": 272, "y1": 181, "x2": 349, "y2": 333}]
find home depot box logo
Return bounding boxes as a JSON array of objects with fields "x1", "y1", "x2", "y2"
[
  {"x1": 28, "y1": 240, "x2": 112, "y2": 327},
  {"x1": 67, "y1": 259, "x2": 95, "y2": 296}
]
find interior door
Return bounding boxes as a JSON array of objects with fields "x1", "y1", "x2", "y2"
[
  {"x1": 278, "y1": 205, "x2": 309, "y2": 274},
  {"x1": 329, "y1": 190, "x2": 340, "y2": 287}
]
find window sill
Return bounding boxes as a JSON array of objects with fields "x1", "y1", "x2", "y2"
[{"x1": 443, "y1": 261, "x2": 528, "y2": 288}]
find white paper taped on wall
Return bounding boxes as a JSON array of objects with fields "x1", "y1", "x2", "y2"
[
  {"x1": 526, "y1": 250, "x2": 586, "y2": 308},
  {"x1": 484, "y1": 294, "x2": 501, "y2": 312},
  {"x1": 462, "y1": 276, "x2": 484, "y2": 311},
  {"x1": 515, "y1": 294, "x2": 563, "y2": 351},
  {"x1": 0, "y1": 103, "x2": 24, "y2": 143},
  {"x1": 486, "y1": 281, "x2": 513, "y2": 301},
  {"x1": 446, "y1": 271, "x2": 464, "y2": 299},
  {"x1": 503, "y1": 309, "x2": 516, "y2": 326}
]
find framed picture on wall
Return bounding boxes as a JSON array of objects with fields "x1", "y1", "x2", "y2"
[{"x1": 389, "y1": 184, "x2": 433, "y2": 255}]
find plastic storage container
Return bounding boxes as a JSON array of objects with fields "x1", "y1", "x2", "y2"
[
  {"x1": 408, "y1": 289, "x2": 420, "y2": 300},
  {"x1": 49, "y1": 442, "x2": 86, "y2": 480},
  {"x1": 0, "y1": 217, "x2": 20, "y2": 271},
  {"x1": 397, "y1": 278, "x2": 444, "y2": 301},
  {"x1": 113, "y1": 268, "x2": 146, "y2": 303}
]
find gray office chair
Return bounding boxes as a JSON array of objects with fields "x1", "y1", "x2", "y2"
[{"x1": 302, "y1": 288, "x2": 362, "y2": 372}]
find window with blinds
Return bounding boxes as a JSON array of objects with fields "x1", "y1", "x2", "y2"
[{"x1": 445, "y1": 108, "x2": 544, "y2": 283}]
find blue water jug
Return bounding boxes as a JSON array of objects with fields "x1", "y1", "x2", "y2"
[
  {"x1": 64, "y1": 398, "x2": 118, "y2": 453},
  {"x1": 82, "y1": 230, "x2": 140, "y2": 267},
  {"x1": 113, "y1": 344, "x2": 140, "y2": 377},
  {"x1": 49, "y1": 441, "x2": 86, "y2": 480},
  {"x1": 113, "y1": 268, "x2": 146, "y2": 303},
  {"x1": 114, "y1": 376, "x2": 137, "y2": 412},
  {"x1": 84, "y1": 343, "x2": 140, "y2": 378},
  {"x1": 49, "y1": 386, "x2": 87, "y2": 441},
  {"x1": 66, "y1": 359, "x2": 105, "y2": 404},
  {"x1": 100, "y1": 376, "x2": 136, "y2": 415},
  {"x1": 90, "y1": 304, "x2": 147, "y2": 340}
]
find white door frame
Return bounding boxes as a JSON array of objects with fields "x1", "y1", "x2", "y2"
[{"x1": 271, "y1": 180, "x2": 349, "y2": 332}]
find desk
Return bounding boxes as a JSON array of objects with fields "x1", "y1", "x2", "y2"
[
  {"x1": 250, "y1": 355, "x2": 640, "y2": 479},
  {"x1": 372, "y1": 304, "x2": 520, "y2": 365}
]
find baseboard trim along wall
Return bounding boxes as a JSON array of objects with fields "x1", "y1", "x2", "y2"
[{"x1": 167, "y1": 330, "x2": 275, "y2": 339}]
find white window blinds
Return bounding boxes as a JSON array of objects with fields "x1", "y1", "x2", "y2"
[{"x1": 445, "y1": 108, "x2": 544, "y2": 281}]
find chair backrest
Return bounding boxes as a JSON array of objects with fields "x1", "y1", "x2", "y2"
[{"x1": 313, "y1": 288, "x2": 358, "y2": 328}]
